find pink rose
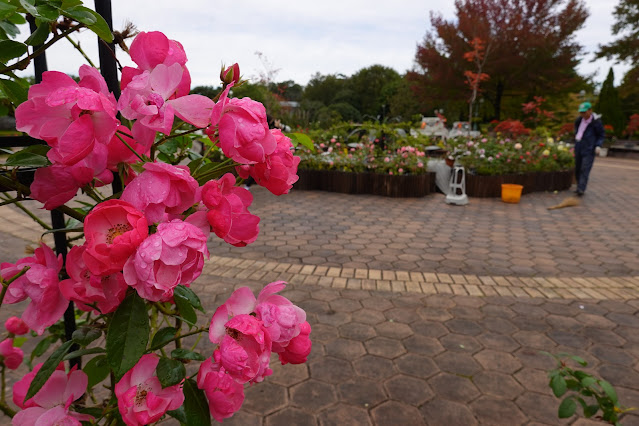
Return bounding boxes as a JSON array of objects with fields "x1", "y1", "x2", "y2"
[
  {"x1": 121, "y1": 162, "x2": 199, "y2": 224},
  {"x1": 216, "y1": 315, "x2": 272, "y2": 384},
  {"x1": 115, "y1": 354, "x2": 184, "y2": 426},
  {"x1": 30, "y1": 144, "x2": 113, "y2": 210},
  {"x1": 12, "y1": 363, "x2": 91, "y2": 425},
  {"x1": 121, "y1": 31, "x2": 190, "y2": 97},
  {"x1": 0, "y1": 243, "x2": 68, "y2": 335},
  {"x1": 123, "y1": 220, "x2": 208, "y2": 302},
  {"x1": 197, "y1": 356, "x2": 244, "y2": 422},
  {"x1": 237, "y1": 129, "x2": 300, "y2": 196},
  {"x1": 254, "y1": 281, "x2": 307, "y2": 343},
  {"x1": 207, "y1": 84, "x2": 276, "y2": 164},
  {"x1": 5, "y1": 316, "x2": 29, "y2": 335},
  {"x1": 0, "y1": 339, "x2": 23, "y2": 369},
  {"x1": 201, "y1": 173, "x2": 259, "y2": 247},
  {"x1": 83, "y1": 200, "x2": 149, "y2": 275},
  {"x1": 13, "y1": 363, "x2": 62, "y2": 410},
  {"x1": 15, "y1": 65, "x2": 118, "y2": 166},
  {"x1": 220, "y1": 63, "x2": 240, "y2": 85},
  {"x1": 59, "y1": 245, "x2": 128, "y2": 314},
  {"x1": 274, "y1": 321, "x2": 312, "y2": 365}
]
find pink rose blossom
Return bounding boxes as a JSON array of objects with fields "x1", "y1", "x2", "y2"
[
  {"x1": 253, "y1": 281, "x2": 307, "y2": 343},
  {"x1": 30, "y1": 143, "x2": 113, "y2": 210},
  {"x1": 15, "y1": 65, "x2": 118, "y2": 166},
  {"x1": 121, "y1": 162, "x2": 199, "y2": 223},
  {"x1": 197, "y1": 356, "x2": 244, "y2": 422},
  {"x1": 0, "y1": 339, "x2": 23, "y2": 369},
  {"x1": 0, "y1": 243, "x2": 67, "y2": 335},
  {"x1": 59, "y1": 245, "x2": 128, "y2": 314},
  {"x1": 5, "y1": 316, "x2": 29, "y2": 335},
  {"x1": 13, "y1": 363, "x2": 62, "y2": 410},
  {"x1": 220, "y1": 63, "x2": 240, "y2": 85},
  {"x1": 123, "y1": 220, "x2": 208, "y2": 302},
  {"x1": 274, "y1": 321, "x2": 312, "y2": 365},
  {"x1": 215, "y1": 314, "x2": 272, "y2": 384},
  {"x1": 201, "y1": 173, "x2": 260, "y2": 247},
  {"x1": 12, "y1": 363, "x2": 91, "y2": 426},
  {"x1": 207, "y1": 84, "x2": 276, "y2": 164},
  {"x1": 115, "y1": 354, "x2": 184, "y2": 426},
  {"x1": 236, "y1": 129, "x2": 300, "y2": 196},
  {"x1": 83, "y1": 200, "x2": 149, "y2": 275}
]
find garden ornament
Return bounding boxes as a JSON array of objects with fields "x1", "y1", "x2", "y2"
[{"x1": 445, "y1": 165, "x2": 469, "y2": 205}]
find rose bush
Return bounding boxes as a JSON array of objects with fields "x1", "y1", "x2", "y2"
[{"x1": 0, "y1": 5, "x2": 308, "y2": 424}]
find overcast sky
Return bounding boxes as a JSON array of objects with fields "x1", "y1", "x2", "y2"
[{"x1": 17, "y1": 0, "x2": 631, "y2": 88}]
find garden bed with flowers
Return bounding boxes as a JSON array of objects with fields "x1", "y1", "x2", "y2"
[{"x1": 294, "y1": 123, "x2": 575, "y2": 198}]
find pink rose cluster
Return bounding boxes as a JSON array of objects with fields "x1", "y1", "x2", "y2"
[{"x1": 200, "y1": 281, "x2": 312, "y2": 421}]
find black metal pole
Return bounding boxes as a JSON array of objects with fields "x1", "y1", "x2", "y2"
[
  {"x1": 28, "y1": 16, "x2": 79, "y2": 362},
  {"x1": 94, "y1": 0, "x2": 123, "y2": 193}
]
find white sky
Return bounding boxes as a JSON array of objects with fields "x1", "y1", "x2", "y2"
[{"x1": 16, "y1": 0, "x2": 631, "y2": 88}]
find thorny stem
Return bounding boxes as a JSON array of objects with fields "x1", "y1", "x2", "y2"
[
  {"x1": 115, "y1": 132, "x2": 145, "y2": 162},
  {"x1": 154, "y1": 128, "x2": 202, "y2": 147},
  {"x1": 152, "y1": 302, "x2": 176, "y2": 316},
  {"x1": 64, "y1": 35, "x2": 96, "y2": 68},
  {"x1": 147, "y1": 326, "x2": 208, "y2": 353},
  {"x1": 0, "y1": 174, "x2": 86, "y2": 222},
  {"x1": 0, "y1": 26, "x2": 83, "y2": 75},
  {"x1": 175, "y1": 318, "x2": 182, "y2": 349},
  {"x1": 99, "y1": 39, "x2": 123, "y2": 71},
  {"x1": 0, "y1": 195, "x2": 52, "y2": 230}
]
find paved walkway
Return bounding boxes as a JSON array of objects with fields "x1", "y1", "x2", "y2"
[{"x1": 1, "y1": 157, "x2": 639, "y2": 425}]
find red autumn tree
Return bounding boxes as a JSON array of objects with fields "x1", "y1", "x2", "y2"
[
  {"x1": 464, "y1": 37, "x2": 491, "y2": 126},
  {"x1": 408, "y1": 0, "x2": 588, "y2": 120}
]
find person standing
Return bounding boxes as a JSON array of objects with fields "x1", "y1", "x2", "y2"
[{"x1": 573, "y1": 102, "x2": 605, "y2": 196}]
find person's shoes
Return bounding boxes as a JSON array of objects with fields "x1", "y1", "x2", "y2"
[{"x1": 576, "y1": 190, "x2": 584, "y2": 197}]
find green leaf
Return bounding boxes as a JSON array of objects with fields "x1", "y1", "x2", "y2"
[
  {"x1": 599, "y1": 380, "x2": 618, "y2": 405},
  {"x1": 174, "y1": 289, "x2": 197, "y2": 326},
  {"x1": 167, "y1": 406, "x2": 187, "y2": 424},
  {"x1": 183, "y1": 378, "x2": 210, "y2": 426},
  {"x1": 19, "y1": 0, "x2": 37, "y2": 16},
  {"x1": 61, "y1": 5, "x2": 96, "y2": 25},
  {"x1": 584, "y1": 404, "x2": 599, "y2": 418},
  {"x1": 565, "y1": 379, "x2": 580, "y2": 390},
  {"x1": 7, "y1": 11, "x2": 26, "y2": 25},
  {"x1": 581, "y1": 376, "x2": 596, "y2": 388},
  {"x1": 30, "y1": 335, "x2": 58, "y2": 362},
  {"x1": 12, "y1": 336, "x2": 27, "y2": 347},
  {"x1": 25, "y1": 340, "x2": 73, "y2": 401},
  {"x1": 83, "y1": 355, "x2": 110, "y2": 389},
  {"x1": 0, "y1": 78, "x2": 28, "y2": 106},
  {"x1": 558, "y1": 397, "x2": 577, "y2": 418},
  {"x1": 4, "y1": 148, "x2": 50, "y2": 166},
  {"x1": 171, "y1": 348, "x2": 206, "y2": 361},
  {"x1": 106, "y1": 292, "x2": 150, "y2": 380},
  {"x1": 72, "y1": 327, "x2": 101, "y2": 346},
  {"x1": 0, "y1": 3, "x2": 18, "y2": 20},
  {"x1": 158, "y1": 139, "x2": 180, "y2": 155},
  {"x1": 174, "y1": 285, "x2": 204, "y2": 313},
  {"x1": 63, "y1": 347, "x2": 105, "y2": 361},
  {"x1": 0, "y1": 40, "x2": 27, "y2": 62},
  {"x1": 570, "y1": 355, "x2": 587, "y2": 366},
  {"x1": 151, "y1": 327, "x2": 178, "y2": 349},
  {"x1": 550, "y1": 375, "x2": 567, "y2": 397},
  {"x1": 288, "y1": 132, "x2": 314, "y2": 151},
  {"x1": 84, "y1": 8, "x2": 113, "y2": 43},
  {"x1": 156, "y1": 357, "x2": 186, "y2": 388},
  {"x1": 34, "y1": 4, "x2": 60, "y2": 21},
  {"x1": 0, "y1": 21, "x2": 20, "y2": 39},
  {"x1": 24, "y1": 20, "x2": 50, "y2": 46}
]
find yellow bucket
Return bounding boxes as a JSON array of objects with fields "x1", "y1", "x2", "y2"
[{"x1": 501, "y1": 184, "x2": 523, "y2": 203}]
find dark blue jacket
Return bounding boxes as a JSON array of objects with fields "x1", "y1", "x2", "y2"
[{"x1": 574, "y1": 116, "x2": 605, "y2": 151}]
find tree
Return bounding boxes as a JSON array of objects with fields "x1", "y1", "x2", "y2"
[
  {"x1": 409, "y1": 0, "x2": 588, "y2": 120},
  {"x1": 464, "y1": 37, "x2": 491, "y2": 126},
  {"x1": 596, "y1": 0, "x2": 639, "y2": 64},
  {"x1": 347, "y1": 65, "x2": 402, "y2": 119},
  {"x1": 303, "y1": 73, "x2": 348, "y2": 107},
  {"x1": 596, "y1": 68, "x2": 625, "y2": 137},
  {"x1": 619, "y1": 66, "x2": 639, "y2": 121}
]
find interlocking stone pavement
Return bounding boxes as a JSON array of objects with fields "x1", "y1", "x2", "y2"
[{"x1": 0, "y1": 157, "x2": 639, "y2": 425}]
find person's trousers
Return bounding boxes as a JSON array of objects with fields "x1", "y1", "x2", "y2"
[{"x1": 575, "y1": 147, "x2": 595, "y2": 193}]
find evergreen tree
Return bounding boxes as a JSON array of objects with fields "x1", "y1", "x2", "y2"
[{"x1": 596, "y1": 68, "x2": 625, "y2": 137}]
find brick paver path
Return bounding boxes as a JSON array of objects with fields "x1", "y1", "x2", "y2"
[{"x1": 1, "y1": 156, "x2": 638, "y2": 425}]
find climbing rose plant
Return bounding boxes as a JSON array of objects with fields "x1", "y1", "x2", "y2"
[{"x1": 0, "y1": 24, "x2": 308, "y2": 425}]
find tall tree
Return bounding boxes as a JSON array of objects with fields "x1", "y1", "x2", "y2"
[
  {"x1": 408, "y1": 0, "x2": 588, "y2": 120},
  {"x1": 347, "y1": 65, "x2": 402, "y2": 119},
  {"x1": 596, "y1": 0, "x2": 639, "y2": 64},
  {"x1": 596, "y1": 68, "x2": 625, "y2": 137}
]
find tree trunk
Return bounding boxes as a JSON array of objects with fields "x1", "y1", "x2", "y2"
[{"x1": 495, "y1": 80, "x2": 504, "y2": 121}]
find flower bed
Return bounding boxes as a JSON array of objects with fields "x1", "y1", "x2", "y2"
[
  {"x1": 295, "y1": 169, "x2": 436, "y2": 197},
  {"x1": 465, "y1": 169, "x2": 574, "y2": 197}
]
